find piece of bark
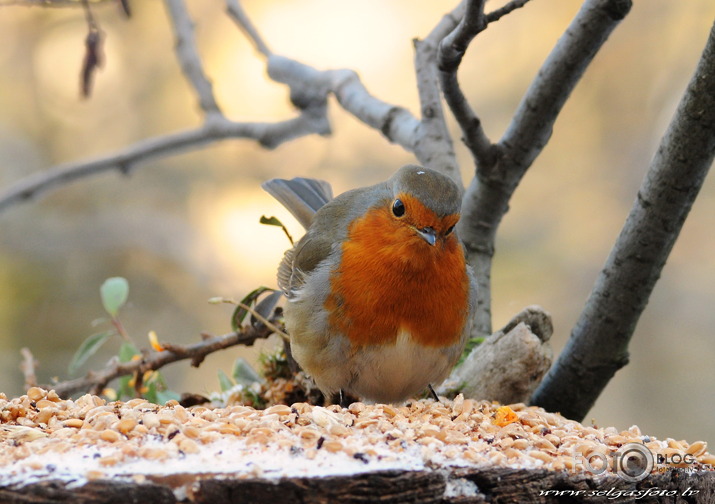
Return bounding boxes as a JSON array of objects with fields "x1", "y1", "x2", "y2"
[
  {"x1": 2, "y1": 468, "x2": 713, "y2": 503},
  {"x1": 0, "y1": 479, "x2": 175, "y2": 504},
  {"x1": 451, "y1": 306, "x2": 553, "y2": 404}
]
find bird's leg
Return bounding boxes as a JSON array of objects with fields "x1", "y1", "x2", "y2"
[
  {"x1": 339, "y1": 389, "x2": 350, "y2": 408},
  {"x1": 428, "y1": 384, "x2": 440, "y2": 402}
]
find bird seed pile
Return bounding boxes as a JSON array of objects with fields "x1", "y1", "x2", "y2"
[{"x1": 0, "y1": 388, "x2": 713, "y2": 493}]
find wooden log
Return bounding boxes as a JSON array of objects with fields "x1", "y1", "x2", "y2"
[{"x1": 1, "y1": 467, "x2": 713, "y2": 504}]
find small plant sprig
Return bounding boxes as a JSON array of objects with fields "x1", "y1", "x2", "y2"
[{"x1": 68, "y1": 277, "x2": 180, "y2": 404}]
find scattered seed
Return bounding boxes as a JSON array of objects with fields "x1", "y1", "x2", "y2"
[{"x1": 63, "y1": 419, "x2": 84, "y2": 429}]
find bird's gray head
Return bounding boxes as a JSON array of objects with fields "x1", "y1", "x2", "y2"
[{"x1": 389, "y1": 165, "x2": 462, "y2": 218}]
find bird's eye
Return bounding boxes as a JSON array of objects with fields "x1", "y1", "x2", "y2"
[
  {"x1": 445, "y1": 225, "x2": 455, "y2": 236},
  {"x1": 392, "y1": 199, "x2": 405, "y2": 217}
]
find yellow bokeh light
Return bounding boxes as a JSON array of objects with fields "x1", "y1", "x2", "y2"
[{"x1": 190, "y1": 183, "x2": 303, "y2": 293}]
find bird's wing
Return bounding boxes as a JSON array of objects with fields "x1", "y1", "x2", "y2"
[{"x1": 271, "y1": 177, "x2": 388, "y2": 298}]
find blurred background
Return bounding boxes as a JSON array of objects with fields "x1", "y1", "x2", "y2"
[{"x1": 1, "y1": 0, "x2": 714, "y2": 444}]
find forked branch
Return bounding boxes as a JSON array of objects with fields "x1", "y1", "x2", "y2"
[{"x1": 454, "y1": 0, "x2": 633, "y2": 336}]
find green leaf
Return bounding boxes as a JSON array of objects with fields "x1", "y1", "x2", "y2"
[
  {"x1": 232, "y1": 357, "x2": 263, "y2": 387},
  {"x1": 231, "y1": 286, "x2": 272, "y2": 331},
  {"x1": 260, "y1": 215, "x2": 293, "y2": 245},
  {"x1": 259, "y1": 215, "x2": 284, "y2": 227},
  {"x1": 118, "y1": 341, "x2": 140, "y2": 362},
  {"x1": 116, "y1": 342, "x2": 140, "y2": 400},
  {"x1": 144, "y1": 381, "x2": 159, "y2": 404},
  {"x1": 118, "y1": 375, "x2": 133, "y2": 400},
  {"x1": 142, "y1": 371, "x2": 180, "y2": 404},
  {"x1": 68, "y1": 331, "x2": 112, "y2": 375},
  {"x1": 100, "y1": 277, "x2": 129, "y2": 317},
  {"x1": 156, "y1": 389, "x2": 181, "y2": 405},
  {"x1": 217, "y1": 369, "x2": 235, "y2": 392}
]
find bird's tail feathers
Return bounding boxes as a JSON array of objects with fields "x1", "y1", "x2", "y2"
[{"x1": 262, "y1": 177, "x2": 333, "y2": 230}]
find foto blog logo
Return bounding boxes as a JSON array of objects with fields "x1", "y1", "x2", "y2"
[{"x1": 574, "y1": 442, "x2": 655, "y2": 482}]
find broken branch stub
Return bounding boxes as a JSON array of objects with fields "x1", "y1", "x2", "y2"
[{"x1": 451, "y1": 305, "x2": 553, "y2": 404}]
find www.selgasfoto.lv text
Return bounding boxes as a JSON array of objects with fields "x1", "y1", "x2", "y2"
[{"x1": 539, "y1": 487, "x2": 699, "y2": 499}]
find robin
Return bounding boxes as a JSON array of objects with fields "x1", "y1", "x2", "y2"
[{"x1": 263, "y1": 165, "x2": 476, "y2": 404}]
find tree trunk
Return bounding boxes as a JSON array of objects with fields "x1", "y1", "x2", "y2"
[{"x1": 531, "y1": 20, "x2": 715, "y2": 420}]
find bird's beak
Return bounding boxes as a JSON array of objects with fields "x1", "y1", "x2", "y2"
[{"x1": 415, "y1": 226, "x2": 437, "y2": 246}]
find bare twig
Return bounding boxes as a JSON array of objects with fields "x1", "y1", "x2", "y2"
[
  {"x1": 485, "y1": 0, "x2": 532, "y2": 24},
  {"x1": 0, "y1": 114, "x2": 329, "y2": 211},
  {"x1": 225, "y1": 0, "x2": 271, "y2": 57},
  {"x1": 439, "y1": 0, "x2": 495, "y2": 166},
  {"x1": 237, "y1": 302, "x2": 288, "y2": 341},
  {"x1": 81, "y1": 0, "x2": 96, "y2": 26},
  {"x1": 46, "y1": 319, "x2": 280, "y2": 398},
  {"x1": 531, "y1": 20, "x2": 715, "y2": 420},
  {"x1": 440, "y1": 0, "x2": 487, "y2": 70},
  {"x1": 436, "y1": 0, "x2": 533, "y2": 170},
  {"x1": 20, "y1": 348, "x2": 38, "y2": 390},
  {"x1": 413, "y1": 41, "x2": 460, "y2": 185},
  {"x1": 164, "y1": 0, "x2": 222, "y2": 118},
  {"x1": 118, "y1": 0, "x2": 129, "y2": 17}
]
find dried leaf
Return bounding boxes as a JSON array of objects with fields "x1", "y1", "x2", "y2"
[
  {"x1": 148, "y1": 330, "x2": 164, "y2": 352},
  {"x1": 119, "y1": 0, "x2": 131, "y2": 17},
  {"x1": 493, "y1": 405, "x2": 519, "y2": 427},
  {"x1": 81, "y1": 28, "x2": 104, "y2": 98}
]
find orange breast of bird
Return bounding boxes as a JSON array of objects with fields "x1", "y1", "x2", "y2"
[{"x1": 325, "y1": 196, "x2": 470, "y2": 348}]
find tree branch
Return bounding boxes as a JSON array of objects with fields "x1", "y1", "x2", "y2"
[
  {"x1": 458, "y1": 0, "x2": 633, "y2": 336},
  {"x1": 263, "y1": 56, "x2": 422, "y2": 154},
  {"x1": 438, "y1": 0, "x2": 495, "y2": 169},
  {"x1": 0, "y1": 115, "x2": 329, "y2": 212},
  {"x1": 430, "y1": 0, "x2": 533, "y2": 336},
  {"x1": 47, "y1": 321, "x2": 279, "y2": 398},
  {"x1": 0, "y1": 0, "x2": 116, "y2": 7},
  {"x1": 412, "y1": 3, "x2": 463, "y2": 186},
  {"x1": 436, "y1": 0, "x2": 532, "y2": 171},
  {"x1": 164, "y1": 0, "x2": 222, "y2": 118},
  {"x1": 225, "y1": 0, "x2": 424, "y2": 154},
  {"x1": 449, "y1": 305, "x2": 553, "y2": 404},
  {"x1": 227, "y1": 0, "x2": 468, "y2": 180},
  {"x1": 531, "y1": 20, "x2": 715, "y2": 420},
  {"x1": 0, "y1": 0, "x2": 436, "y2": 212}
]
